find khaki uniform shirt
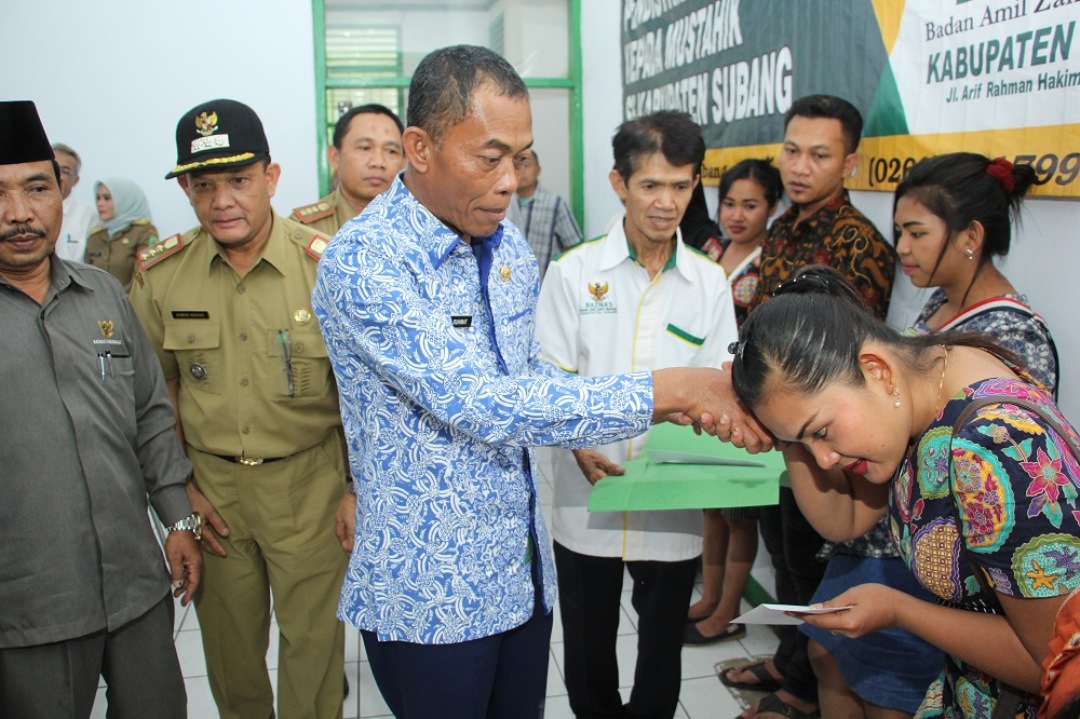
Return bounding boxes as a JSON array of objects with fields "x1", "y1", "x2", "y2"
[
  {"x1": 290, "y1": 188, "x2": 358, "y2": 237},
  {"x1": 84, "y1": 220, "x2": 157, "y2": 290},
  {"x1": 129, "y1": 214, "x2": 340, "y2": 459}
]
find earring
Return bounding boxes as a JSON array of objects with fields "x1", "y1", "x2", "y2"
[
  {"x1": 893, "y1": 387, "x2": 901, "y2": 408},
  {"x1": 965, "y1": 247, "x2": 975, "y2": 261}
]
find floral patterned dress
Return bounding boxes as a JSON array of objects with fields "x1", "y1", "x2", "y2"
[
  {"x1": 702, "y1": 235, "x2": 761, "y2": 327},
  {"x1": 914, "y1": 290, "x2": 1057, "y2": 395},
  {"x1": 890, "y1": 378, "x2": 1080, "y2": 718}
]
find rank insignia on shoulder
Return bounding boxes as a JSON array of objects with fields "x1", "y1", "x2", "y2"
[
  {"x1": 304, "y1": 234, "x2": 330, "y2": 260},
  {"x1": 137, "y1": 233, "x2": 184, "y2": 270},
  {"x1": 292, "y1": 201, "x2": 334, "y2": 224}
]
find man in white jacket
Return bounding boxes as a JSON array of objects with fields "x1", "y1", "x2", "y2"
[
  {"x1": 536, "y1": 110, "x2": 738, "y2": 719},
  {"x1": 51, "y1": 142, "x2": 97, "y2": 262}
]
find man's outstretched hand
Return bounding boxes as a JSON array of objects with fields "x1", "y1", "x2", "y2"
[{"x1": 651, "y1": 365, "x2": 773, "y2": 453}]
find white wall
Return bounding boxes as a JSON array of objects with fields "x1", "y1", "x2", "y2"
[
  {"x1": 581, "y1": 0, "x2": 627, "y2": 238},
  {"x1": 4, "y1": 1, "x2": 320, "y2": 239}
]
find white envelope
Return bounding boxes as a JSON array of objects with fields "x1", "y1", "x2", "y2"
[{"x1": 733, "y1": 603, "x2": 854, "y2": 626}]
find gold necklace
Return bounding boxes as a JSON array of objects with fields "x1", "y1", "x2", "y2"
[{"x1": 938, "y1": 346, "x2": 950, "y2": 400}]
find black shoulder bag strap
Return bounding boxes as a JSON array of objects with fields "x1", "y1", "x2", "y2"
[{"x1": 949, "y1": 394, "x2": 1080, "y2": 719}]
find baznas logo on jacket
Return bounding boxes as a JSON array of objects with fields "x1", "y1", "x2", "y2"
[{"x1": 588, "y1": 281, "x2": 609, "y2": 302}]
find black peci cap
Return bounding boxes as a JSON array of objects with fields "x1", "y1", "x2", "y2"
[
  {"x1": 166, "y1": 99, "x2": 269, "y2": 179},
  {"x1": 0, "y1": 100, "x2": 55, "y2": 166}
]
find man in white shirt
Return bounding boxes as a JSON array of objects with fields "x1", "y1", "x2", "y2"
[
  {"x1": 536, "y1": 111, "x2": 738, "y2": 719},
  {"x1": 52, "y1": 143, "x2": 96, "y2": 262}
]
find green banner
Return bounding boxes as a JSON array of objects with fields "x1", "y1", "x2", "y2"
[
  {"x1": 622, "y1": 0, "x2": 892, "y2": 148},
  {"x1": 621, "y1": 0, "x2": 1080, "y2": 197}
]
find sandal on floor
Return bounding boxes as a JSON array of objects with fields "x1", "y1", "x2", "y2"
[
  {"x1": 748, "y1": 692, "x2": 819, "y2": 719},
  {"x1": 718, "y1": 659, "x2": 782, "y2": 693},
  {"x1": 684, "y1": 621, "x2": 746, "y2": 645}
]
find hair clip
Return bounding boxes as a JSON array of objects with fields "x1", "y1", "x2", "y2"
[
  {"x1": 986, "y1": 157, "x2": 1015, "y2": 193},
  {"x1": 728, "y1": 340, "x2": 745, "y2": 359},
  {"x1": 772, "y1": 273, "x2": 830, "y2": 297}
]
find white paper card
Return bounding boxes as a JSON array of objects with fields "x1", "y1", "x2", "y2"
[{"x1": 733, "y1": 603, "x2": 854, "y2": 626}]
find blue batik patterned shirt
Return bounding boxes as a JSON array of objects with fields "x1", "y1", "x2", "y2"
[{"x1": 312, "y1": 176, "x2": 655, "y2": 644}]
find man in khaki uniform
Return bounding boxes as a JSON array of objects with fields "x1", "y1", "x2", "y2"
[
  {"x1": 290, "y1": 103, "x2": 404, "y2": 235},
  {"x1": 129, "y1": 98, "x2": 350, "y2": 719}
]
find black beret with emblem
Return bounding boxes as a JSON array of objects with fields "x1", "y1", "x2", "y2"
[
  {"x1": 0, "y1": 100, "x2": 55, "y2": 166},
  {"x1": 166, "y1": 99, "x2": 269, "y2": 179}
]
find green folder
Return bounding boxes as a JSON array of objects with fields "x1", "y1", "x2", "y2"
[{"x1": 587, "y1": 423, "x2": 785, "y2": 512}]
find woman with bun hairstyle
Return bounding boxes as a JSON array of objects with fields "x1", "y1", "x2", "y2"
[
  {"x1": 706, "y1": 158, "x2": 782, "y2": 325},
  {"x1": 896, "y1": 153, "x2": 1056, "y2": 391},
  {"x1": 729, "y1": 263, "x2": 1079, "y2": 719},
  {"x1": 798, "y1": 154, "x2": 1060, "y2": 718}
]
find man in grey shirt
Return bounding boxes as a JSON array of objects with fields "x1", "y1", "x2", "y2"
[
  {"x1": 0, "y1": 101, "x2": 202, "y2": 719},
  {"x1": 507, "y1": 148, "x2": 582, "y2": 281}
]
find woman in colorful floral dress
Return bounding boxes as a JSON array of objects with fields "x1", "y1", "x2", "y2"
[
  {"x1": 799, "y1": 153, "x2": 1060, "y2": 718},
  {"x1": 729, "y1": 264, "x2": 1079, "y2": 719}
]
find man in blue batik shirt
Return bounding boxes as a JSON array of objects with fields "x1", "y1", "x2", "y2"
[{"x1": 312, "y1": 44, "x2": 767, "y2": 719}]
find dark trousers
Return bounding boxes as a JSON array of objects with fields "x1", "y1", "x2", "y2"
[
  {"x1": 758, "y1": 486, "x2": 828, "y2": 704},
  {"x1": 0, "y1": 593, "x2": 185, "y2": 719},
  {"x1": 362, "y1": 604, "x2": 553, "y2": 719},
  {"x1": 554, "y1": 541, "x2": 698, "y2": 719}
]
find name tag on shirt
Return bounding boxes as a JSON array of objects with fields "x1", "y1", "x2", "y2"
[
  {"x1": 172, "y1": 310, "x2": 210, "y2": 320},
  {"x1": 451, "y1": 315, "x2": 473, "y2": 328}
]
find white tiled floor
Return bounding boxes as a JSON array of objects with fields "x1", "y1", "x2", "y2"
[
  {"x1": 90, "y1": 460, "x2": 779, "y2": 718},
  {"x1": 89, "y1": 585, "x2": 777, "y2": 718}
]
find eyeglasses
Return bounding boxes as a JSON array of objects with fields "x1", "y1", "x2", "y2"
[
  {"x1": 513, "y1": 156, "x2": 536, "y2": 169},
  {"x1": 278, "y1": 329, "x2": 294, "y2": 397},
  {"x1": 58, "y1": 166, "x2": 76, "y2": 177}
]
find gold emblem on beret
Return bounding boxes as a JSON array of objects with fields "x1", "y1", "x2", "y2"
[
  {"x1": 98, "y1": 320, "x2": 115, "y2": 338},
  {"x1": 294, "y1": 309, "x2": 312, "y2": 325},
  {"x1": 500, "y1": 265, "x2": 512, "y2": 282},
  {"x1": 195, "y1": 111, "x2": 219, "y2": 137},
  {"x1": 588, "y1": 281, "x2": 609, "y2": 302}
]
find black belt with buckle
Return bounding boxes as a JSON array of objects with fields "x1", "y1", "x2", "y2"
[{"x1": 212, "y1": 454, "x2": 286, "y2": 466}]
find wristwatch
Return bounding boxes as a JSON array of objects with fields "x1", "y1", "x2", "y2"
[{"x1": 166, "y1": 512, "x2": 203, "y2": 541}]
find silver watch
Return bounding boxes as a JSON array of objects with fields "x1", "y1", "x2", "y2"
[{"x1": 167, "y1": 512, "x2": 202, "y2": 541}]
